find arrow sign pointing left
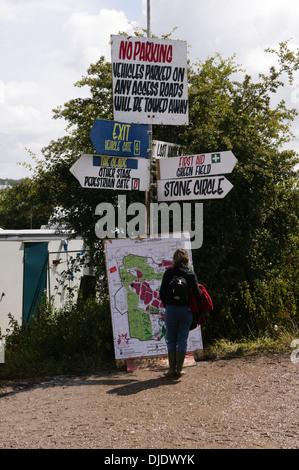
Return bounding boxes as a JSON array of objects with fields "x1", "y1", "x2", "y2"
[
  {"x1": 70, "y1": 154, "x2": 150, "y2": 191},
  {"x1": 90, "y1": 119, "x2": 149, "y2": 158}
]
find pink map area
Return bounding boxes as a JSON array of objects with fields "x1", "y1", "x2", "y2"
[{"x1": 130, "y1": 260, "x2": 173, "y2": 314}]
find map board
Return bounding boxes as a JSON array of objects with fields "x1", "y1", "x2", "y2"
[{"x1": 104, "y1": 233, "x2": 203, "y2": 360}]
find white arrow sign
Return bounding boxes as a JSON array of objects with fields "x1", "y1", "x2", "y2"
[
  {"x1": 157, "y1": 150, "x2": 237, "y2": 179},
  {"x1": 70, "y1": 154, "x2": 150, "y2": 191},
  {"x1": 152, "y1": 140, "x2": 185, "y2": 158},
  {"x1": 157, "y1": 175, "x2": 234, "y2": 201}
]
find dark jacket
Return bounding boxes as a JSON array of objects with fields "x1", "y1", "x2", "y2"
[{"x1": 159, "y1": 264, "x2": 201, "y2": 308}]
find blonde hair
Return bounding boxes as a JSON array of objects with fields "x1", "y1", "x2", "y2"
[{"x1": 173, "y1": 248, "x2": 190, "y2": 267}]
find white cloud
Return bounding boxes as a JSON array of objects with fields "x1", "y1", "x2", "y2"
[
  {"x1": 0, "y1": 0, "x2": 32, "y2": 23},
  {"x1": 0, "y1": 103, "x2": 41, "y2": 134},
  {"x1": 0, "y1": 76, "x2": 67, "y2": 178},
  {"x1": 0, "y1": 81, "x2": 5, "y2": 104},
  {"x1": 63, "y1": 9, "x2": 137, "y2": 67},
  {"x1": 150, "y1": 0, "x2": 299, "y2": 66},
  {"x1": 0, "y1": 5, "x2": 138, "y2": 178},
  {"x1": 0, "y1": 0, "x2": 74, "y2": 23},
  {"x1": 4, "y1": 81, "x2": 39, "y2": 105},
  {"x1": 243, "y1": 46, "x2": 277, "y2": 76},
  {"x1": 1, "y1": 0, "x2": 299, "y2": 179},
  {"x1": 0, "y1": 80, "x2": 41, "y2": 134}
]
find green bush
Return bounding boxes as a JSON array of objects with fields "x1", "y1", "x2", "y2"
[
  {"x1": 0, "y1": 295, "x2": 115, "y2": 378},
  {"x1": 202, "y1": 271, "x2": 298, "y2": 344}
]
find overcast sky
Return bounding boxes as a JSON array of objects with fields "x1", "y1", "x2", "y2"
[{"x1": 1, "y1": 0, "x2": 299, "y2": 179}]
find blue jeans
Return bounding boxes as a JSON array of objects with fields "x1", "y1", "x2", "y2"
[{"x1": 165, "y1": 305, "x2": 193, "y2": 353}]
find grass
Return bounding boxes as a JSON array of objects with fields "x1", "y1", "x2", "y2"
[
  {"x1": 203, "y1": 329, "x2": 298, "y2": 360},
  {"x1": 0, "y1": 294, "x2": 298, "y2": 380},
  {"x1": 1, "y1": 329, "x2": 297, "y2": 380}
]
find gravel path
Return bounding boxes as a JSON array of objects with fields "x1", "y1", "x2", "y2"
[{"x1": 0, "y1": 353, "x2": 298, "y2": 449}]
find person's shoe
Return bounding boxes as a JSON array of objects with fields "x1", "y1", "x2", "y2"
[
  {"x1": 164, "y1": 351, "x2": 176, "y2": 378},
  {"x1": 176, "y1": 351, "x2": 186, "y2": 378}
]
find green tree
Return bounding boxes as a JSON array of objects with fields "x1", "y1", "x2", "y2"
[
  {"x1": 0, "y1": 177, "x2": 54, "y2": 229},
  {"x1": 31, "y1": 57, "x2": 145, "y2": 282},
  {"x1": 29, "y1": 41, "x2": 298, "y2": 340}
]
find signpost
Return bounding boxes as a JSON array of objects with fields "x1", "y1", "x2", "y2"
[
  {"x1": 70, "y1": 154, "x2": 150, "y2": 191},
  {"x1": 157, "y1": 151, "x2": 237, "y2": 179},
  {"x1": 110, "y1": 34, "x2": 189, "y2": 126},
  {"x1": 90, "y1": 119, "x2": 149, "y2": 158},
  {"x1": 157, "y1": 175, "x2": 234, "y2": 201},
  {"x1": 68, "y1": 1, "x2": 238, "y2": 371}
]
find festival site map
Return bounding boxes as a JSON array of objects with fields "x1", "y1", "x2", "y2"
[{"x1": 104, "y1": 233, "x2": 203, "y2": 360}]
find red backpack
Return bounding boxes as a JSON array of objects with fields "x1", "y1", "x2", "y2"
[{"x1": 189, "y1": 284, "x2": 213, "y2": 329}]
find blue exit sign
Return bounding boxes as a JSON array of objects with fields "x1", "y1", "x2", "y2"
[{"x1": 90, "y1": 119, "x2": 149, "y2": 158}]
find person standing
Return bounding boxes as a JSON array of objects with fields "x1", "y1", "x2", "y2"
[{"x1": 159, "y1": 248, "x2": 201, "y2": 378}]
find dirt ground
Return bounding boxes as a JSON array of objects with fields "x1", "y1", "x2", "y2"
[{"x1": 0, "y1": 353, "x2": 298, "y2": 450}]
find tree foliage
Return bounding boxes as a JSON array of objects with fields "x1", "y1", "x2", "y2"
[
  {"x1": 19, "y1": 40, "x2": 299, "y2": 341},
  {"x1": 0, "y1": 177, "x2": 54, "y2": 229}
]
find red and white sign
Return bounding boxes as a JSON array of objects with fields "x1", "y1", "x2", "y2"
[
  {"x1": 111, "y1": 35, "x2": 188, "y2": 126},
  {"x1": 157, "y1": 151, "x2": 237, "y2": 179}
]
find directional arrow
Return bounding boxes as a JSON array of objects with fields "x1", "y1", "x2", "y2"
[
  {"x1": 157, "y1": 175, "x2": 234, "y2": 201},
  {"x1": 157, "y1": 150, "x2": 237, "y2": 179},
  {"x1": 89, "y1": 119, "x2": 149, "y2": 158},
  {"x1": 152, "y1": 140, "x2": 185, "y2": 158},
  {"x1": 70, "y1": 154, "x2": 150, "y2": 191}
]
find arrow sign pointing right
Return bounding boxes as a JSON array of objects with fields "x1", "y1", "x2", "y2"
[
  {"x1": 157, "y1": 175, "x2": 234, "y2": 201},
  {"x1": 157, "y1": 150, "x2": 237, "y2": 180}
]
